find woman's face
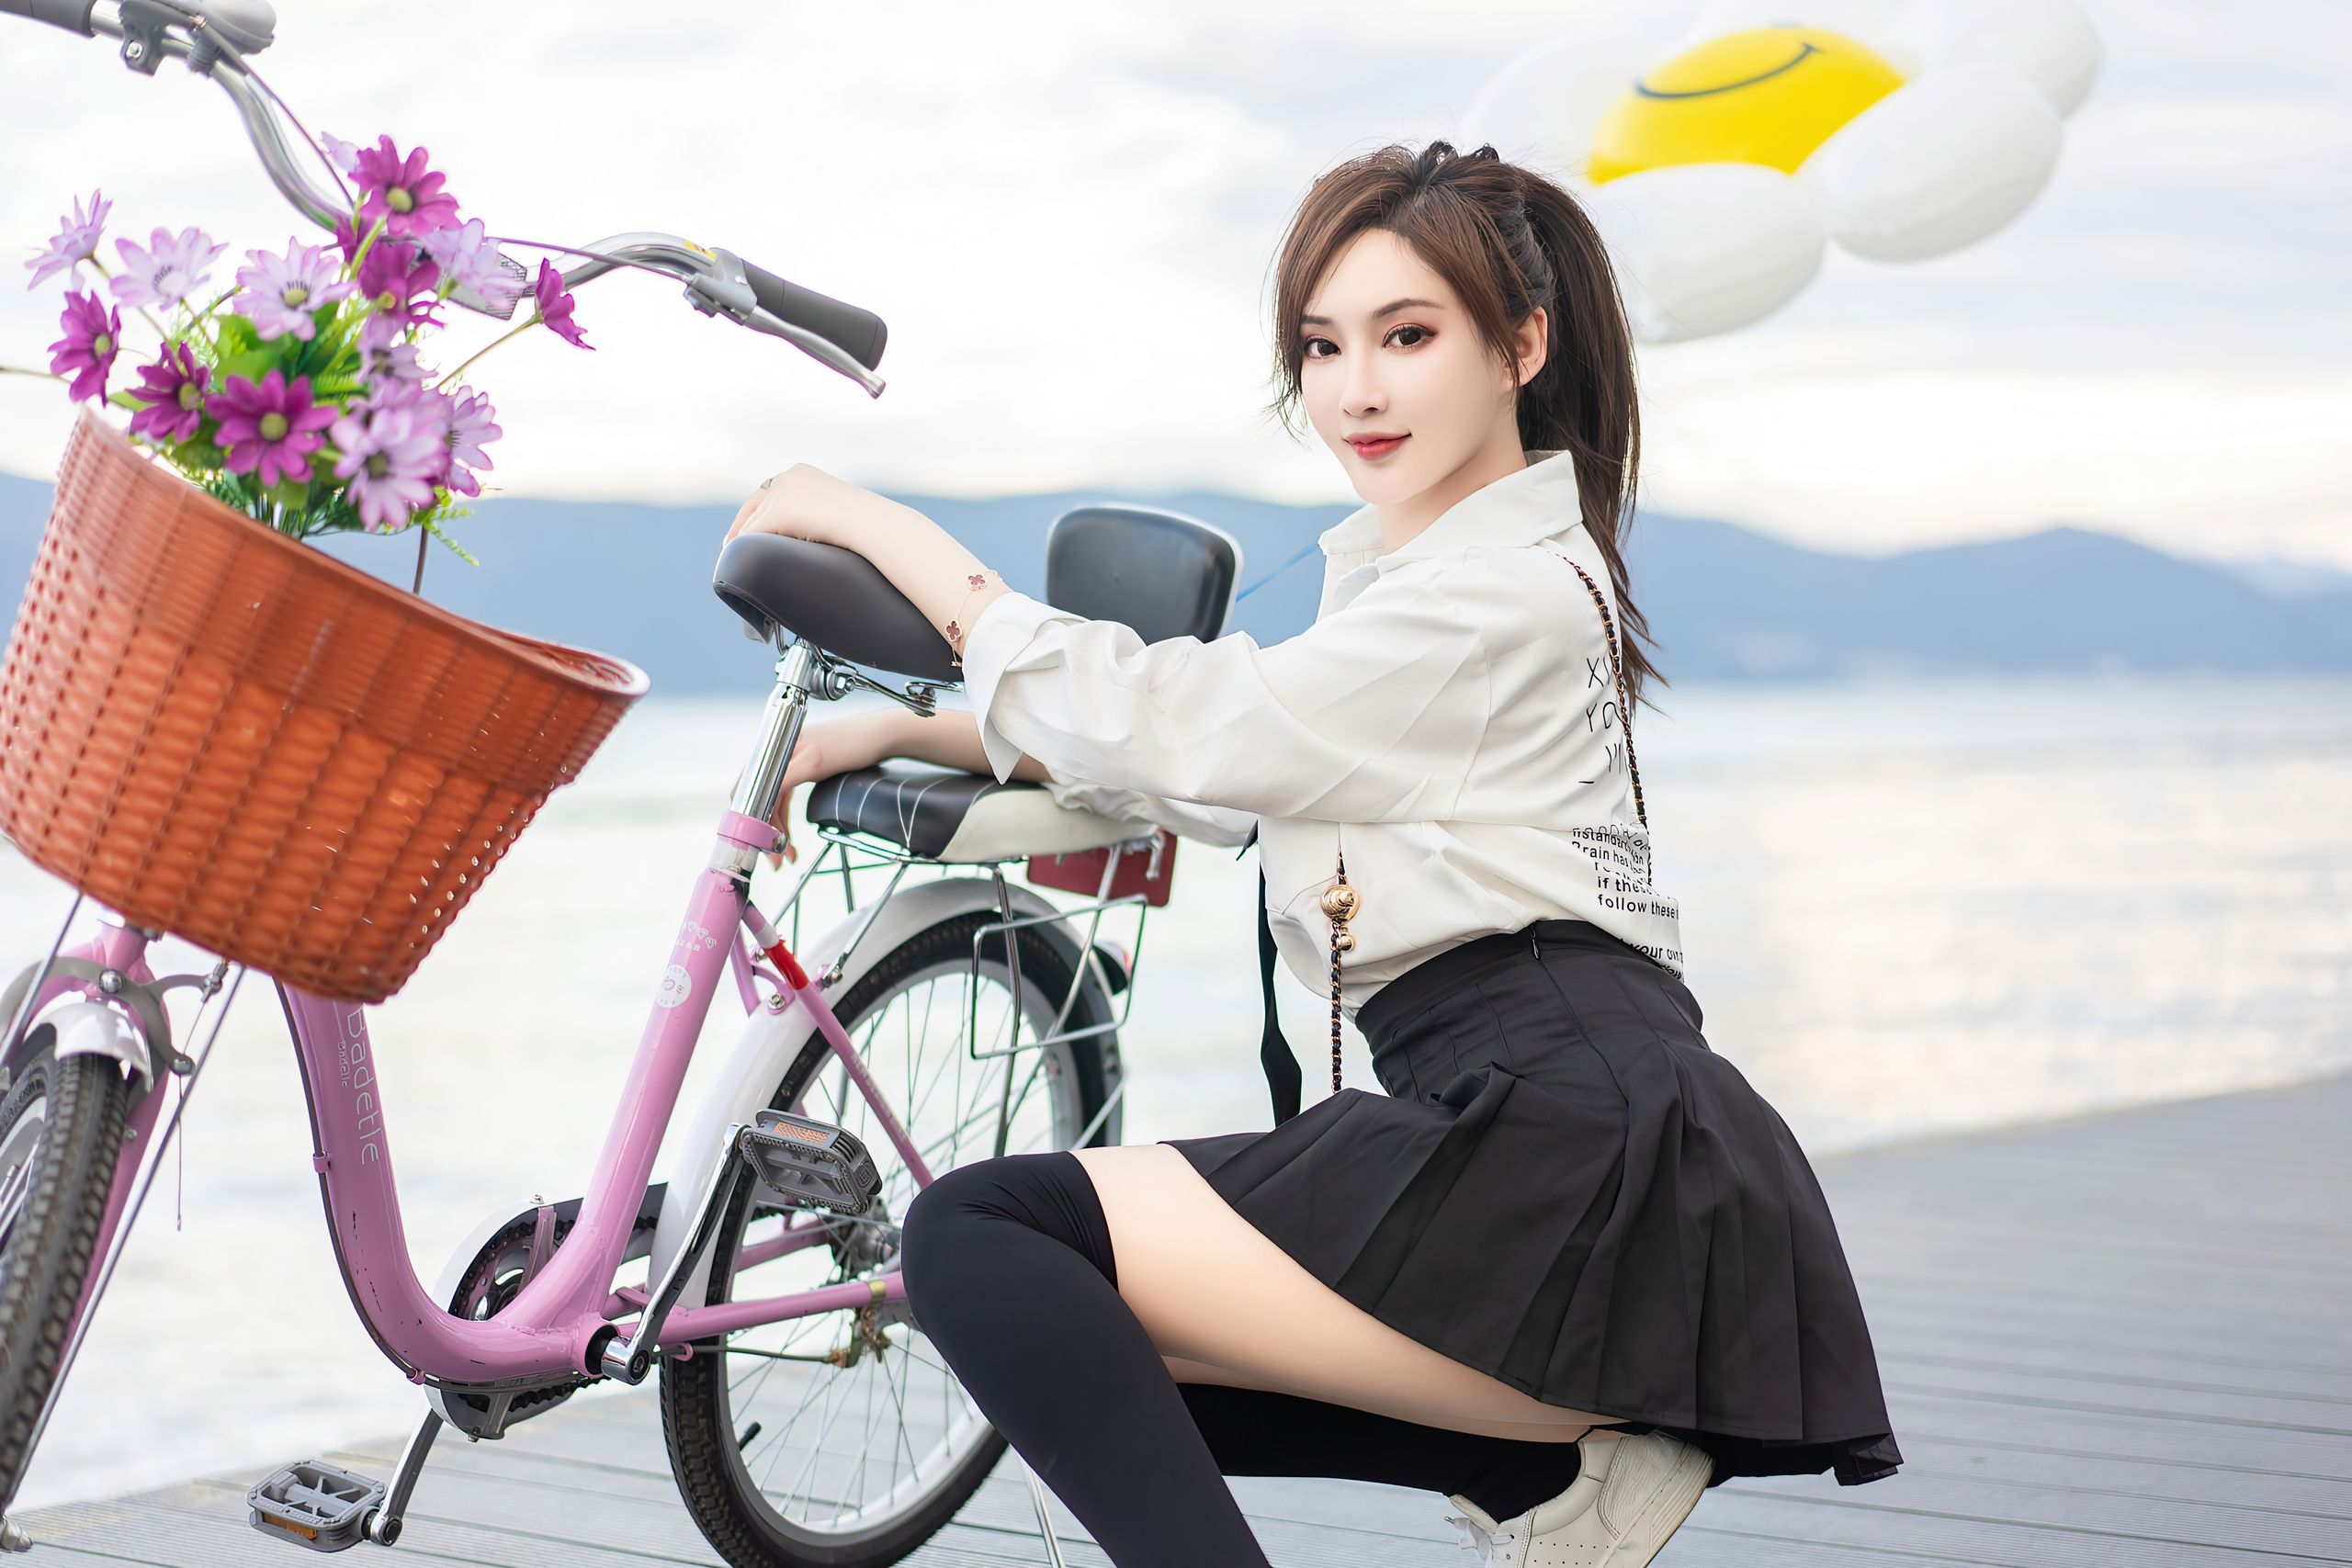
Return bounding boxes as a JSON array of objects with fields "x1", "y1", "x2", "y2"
[{"x1": 1297, "y1": 229, "x2": 1543, "y2": 517}]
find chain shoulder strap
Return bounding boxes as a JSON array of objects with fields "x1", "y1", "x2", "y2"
[
  {"x1": 1546, "y1": 545, "x2": 1647, "y2": 832},
  {"x1": 1319, "y1": 848, "x2": 1358, "y2": 1095}
]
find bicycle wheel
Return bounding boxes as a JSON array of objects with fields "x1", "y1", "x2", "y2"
[
  {"x1": 662, "y1": 906, "x2": 1119, "y2": 1568},
  {"x1": 0, "y1": 1034, "x2": 129, "y2": 1504}
]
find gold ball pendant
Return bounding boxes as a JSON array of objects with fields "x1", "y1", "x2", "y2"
[{"x1": 1332, "y1": 928, "x2": 1356, "y2": 953}]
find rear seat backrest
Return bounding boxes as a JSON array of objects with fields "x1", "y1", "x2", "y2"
[{"x1": 1044, "y1": 506, "x2": 1241, "y2": 645}]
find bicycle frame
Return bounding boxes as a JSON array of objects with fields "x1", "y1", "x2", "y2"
[{"x1": 25, "y1": 642, "x2": 954, "y2": 1400}]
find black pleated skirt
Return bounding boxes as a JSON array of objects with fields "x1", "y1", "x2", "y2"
[{"x1": 1173, "y1": 920, "x2": 1903, "y2": 1486}]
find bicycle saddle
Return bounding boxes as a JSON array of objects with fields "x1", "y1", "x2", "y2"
[
  {"x1": 713, "y1": 535, "x2": 959, "y2": 682},
  {"x1": 808, "y1": 762, "x2": 1146, "y2": 863}
]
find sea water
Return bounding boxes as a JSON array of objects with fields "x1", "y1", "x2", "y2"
[{"x1": 5, "y1": 676, "x2": 2347, "y2": 1507}]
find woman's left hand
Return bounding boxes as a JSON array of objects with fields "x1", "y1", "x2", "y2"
[
  {"x1": 729, "y1": 463, "x2": 885, "y2": 549},
  {"x1": 721, "y1": 464, "x2": 1012, "y2": 656}
]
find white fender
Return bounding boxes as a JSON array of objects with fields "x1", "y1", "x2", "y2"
[
  {"x1": 647, "y1": 875, "x2": 1091, "y2": 1313},
  {"x1": 44, "y1": 1000, "x2": 152, "y2": 1088}
]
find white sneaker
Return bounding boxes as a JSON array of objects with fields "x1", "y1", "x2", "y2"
[{"x1": 1446, "y1": 1430, "x2": 1712, "y2": 1567}]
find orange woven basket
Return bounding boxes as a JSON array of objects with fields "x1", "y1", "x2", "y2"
[{"x1": 0, "y1": 409, "x2": 650, "y2": 1002}]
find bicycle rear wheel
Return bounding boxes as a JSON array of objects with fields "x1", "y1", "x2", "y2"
[
  {"x1": 662, "y1": 906, "x2": 1119, "y2": 1568},
  {"x1": 0, "y1": 1035, "x2": 129, "y2": 1504}
]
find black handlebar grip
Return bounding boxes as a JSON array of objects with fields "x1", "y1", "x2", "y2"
[
  {"x1": 1, "y1": 0, "x2": 98, "y2": 31},
  {"x1": 741, "y1": 263, "x2": 888, "y2": 372}
]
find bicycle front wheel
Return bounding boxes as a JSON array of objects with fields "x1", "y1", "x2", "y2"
[
  {"x1": 0, "y1": 1035, "x2": 129, "y2": 1504},
  {"x1": 662, "y1": 906, "x2": 1119, "y2": 1568}
]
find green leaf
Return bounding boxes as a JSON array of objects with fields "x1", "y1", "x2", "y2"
[
  {"x1": 424, "y1": 513, "x2": 480, "y2": 568},
  {"x1": 174, "y1": 435, "x2": 226, "y2": 473},
  {"x1": 212, "y1": 347, "x2": 276, "y2": 387},
  {"x1": 212, "y1": 313, "x2": 260, "y2": 356}
]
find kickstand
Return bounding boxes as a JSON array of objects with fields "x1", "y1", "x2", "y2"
[
  {"x1": 365, "y1": 1409, "x2": 444, "y2": 1546},
  {"x1": 1017, "y1": 1455, "x2": 1069, "y2": 1568}
]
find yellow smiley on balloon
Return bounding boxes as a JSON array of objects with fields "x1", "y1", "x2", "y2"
[{"x1": 1589, "y1": 27, "x2": 1905, "y2": 182}]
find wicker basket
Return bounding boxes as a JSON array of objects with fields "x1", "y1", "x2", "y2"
[{"x1": 0, "y1": 409, "x2": 650, "y2": 1002}]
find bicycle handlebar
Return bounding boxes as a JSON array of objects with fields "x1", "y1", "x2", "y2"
[
  {"x1": 742, "y1": 263, "x2": 888, "y2": 372},
  {"x1": 5, "y1": 0, "x2": 890, "y2": 397},
  {"x1": 0, "y1": 0, "x2": 97, "y2": 32}
]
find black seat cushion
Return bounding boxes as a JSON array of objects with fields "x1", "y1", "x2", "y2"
[
  {"x1": 808, "y1": 766, "x2": 1033, "y2": 860},
  {"x1": 807, "y1": 763, "x2": 1147, "y2": 863}
]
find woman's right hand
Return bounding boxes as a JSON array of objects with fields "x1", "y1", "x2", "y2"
[
  {"x1": 767, "y1": 711, "x2": 910, "y2": 863},
  {"x1": 765, "y1": 708, "x2": 1040, "y2": 864}
]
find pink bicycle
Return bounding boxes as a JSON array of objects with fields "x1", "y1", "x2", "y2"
[{"x1": 0, "y1": 3, "x2": 1239, "y2": 1563}]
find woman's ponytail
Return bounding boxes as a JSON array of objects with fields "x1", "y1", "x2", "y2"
[{"x1": 1512, "y1": 175, "x2": 1654, "y2": 703}]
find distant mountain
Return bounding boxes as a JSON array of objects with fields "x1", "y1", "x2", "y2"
[
  {"x1": 2222, "y1": 558, "x2": 2352, "y2": 601},
  {"x1": 1, "y1": 469, "x2": 2346, "y2": 692},
  {"x1": 1624, "y1": 516, "x2": 2352, "y2": 678}
]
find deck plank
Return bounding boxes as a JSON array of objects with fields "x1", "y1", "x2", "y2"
[{"x1": 14, "y1": 1074, "x2": 2352, "y2": 1568}]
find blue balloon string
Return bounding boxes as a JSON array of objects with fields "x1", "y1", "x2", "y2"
[{"x1": 1233, "y1": 538, "x2": 1322, "y2": 602}]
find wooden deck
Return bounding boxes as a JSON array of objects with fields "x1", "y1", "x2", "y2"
[{"x1": 16, "y1": 1073, "x2": 2352, "y2": 1567}]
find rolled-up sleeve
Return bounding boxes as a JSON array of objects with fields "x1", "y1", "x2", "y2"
[{"x1": 958, "y1": 567, "x2": 1489, "y2": 825}]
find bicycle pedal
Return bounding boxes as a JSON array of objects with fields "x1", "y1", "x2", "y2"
[
  {"x1": 247, "y1": 1460, "x2": 384, "y2": 1553},
  {"x1": 738, "y1": 1111, "x2": 880, "y2": 1216}
]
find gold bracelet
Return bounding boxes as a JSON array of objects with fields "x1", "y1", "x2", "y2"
[{"x1": 944, "y1": 570, "x2": 1000, "y2": 664}]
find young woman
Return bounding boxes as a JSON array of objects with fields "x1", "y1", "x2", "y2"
[{"x1": 726, "y1": 141, "x2": 1900, "y2": 1568}]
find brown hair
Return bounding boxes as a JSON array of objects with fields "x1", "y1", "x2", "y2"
[{"x1": 1272, "y1": 141, "x2": 1658, "y2": 702}]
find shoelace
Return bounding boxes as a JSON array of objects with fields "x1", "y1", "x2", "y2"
[{"x1": 1447, "y1": 1515, "x2": 1510, "y2": 1562}]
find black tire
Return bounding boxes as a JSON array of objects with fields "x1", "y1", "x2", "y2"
[
  {"x1": 0, "y1": 1040, "x2": 128, "y2": 1504},
  {"x1": 662, "y1": 908, "x2": 1118, "y2": 1568}
]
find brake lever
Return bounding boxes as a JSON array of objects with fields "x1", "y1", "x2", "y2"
[{"x1": 684, "y1": 255, "x2": 887, "y2": 400}]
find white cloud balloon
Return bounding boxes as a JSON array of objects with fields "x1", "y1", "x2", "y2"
[
  {"x1": 1584, "y1": 164, "x2": 1825, "y2": 344},
  {"x1": 1802, "y1": 66, "x2": 2064, "y2": 262},
  {"x1": 1464, "y1": 29, "x2": 1664, "y2": 175},
  {"x1": 1464, "y1": 0, "x2": 2102, "y2": 342},
  {"x1": 1876, "y1": 0, "x2": 2105, "y2": 116}
]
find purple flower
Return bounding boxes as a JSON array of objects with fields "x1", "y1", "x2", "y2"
[
  {"x1": 24, "y1": 191, "x2": 110, "y2": 290},
  {"x1": 207, "y1": 368, "x2": 336, "y2": 490},
  {"x1": 419, "y1": 219, "x2": 523, "y2": 311},
  {"x1": 357, "y1": 241, "x2": 440, "y2": 329},
  {"x1": 232, "y1": 241, "x2": 354, "y2": 341},
  {"x1": 531, "y1": 258, "x2": 591, "y2": 350},
  {"x1": 331, "y1": 400, "x2": 449, "y2": 532},
  {"x1": 125, "y1": 341, "x2": 211, "y2": 443},
  {"x1": 332, "y1": 214, "x2": 367, "y2": 266},
  {"x1": 110, "y1": 226, "x2": 225, "y2": 310},
  {"x1": 356, "y1": 314, "x2": 426, "y2": 388},
  {"x1": 319, "y1": 133, "x2": 362, "y2": 177},
  {"x1": 353, "y1": 137, "x2": 460, "y2": 239},
  {"x1": 46, "y1": 290, "x2": 120, "y2": 402},
  {"x1": 439, "y1": 387, "x2": 501, "y2": 497}
]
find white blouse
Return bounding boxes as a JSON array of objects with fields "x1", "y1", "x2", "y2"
[{"x1": 961, "y1": 452, "x2": 1683, "y2": 1011}]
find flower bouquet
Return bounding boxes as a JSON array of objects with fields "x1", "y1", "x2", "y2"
[
  {"x1": 18, "y1": 135, "x2": 593, "y2": 554},
  {"x1": 0, "y1": 139, "x2": 647, "y2": 1003}
]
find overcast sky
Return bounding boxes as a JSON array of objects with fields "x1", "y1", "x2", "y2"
[{"x1": 3, "y1": 0, "x2": 2346, "y2": 564}]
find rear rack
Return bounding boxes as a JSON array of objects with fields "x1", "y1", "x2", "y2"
[{"x1": 765, "y1": 827, "x2": 1152, "y2": 1066}]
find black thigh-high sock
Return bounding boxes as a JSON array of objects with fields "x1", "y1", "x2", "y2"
[
  {"x1": 1180, "y1": 1384, "x2": 1582, "y2": 1521},
  {"x1": 902, "y1": 1154, "x2": 1270, "y2": 1568}
]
